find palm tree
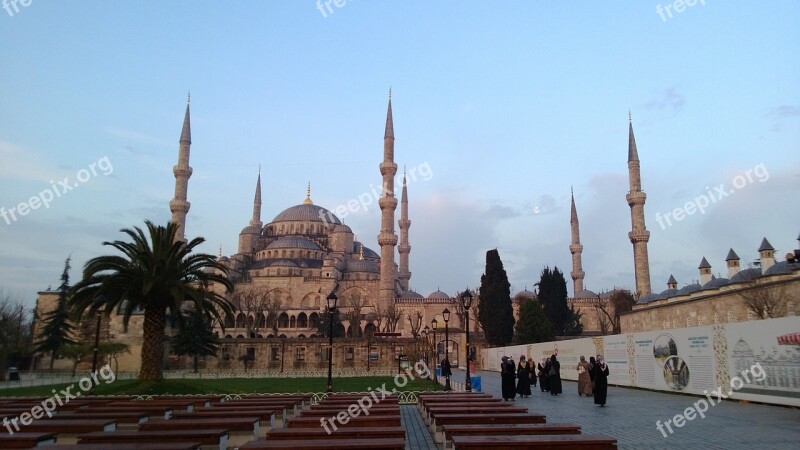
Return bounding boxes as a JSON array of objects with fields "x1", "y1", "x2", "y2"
[{"x1": 69, "y1": 221, "x2": 234, "y2": 381}]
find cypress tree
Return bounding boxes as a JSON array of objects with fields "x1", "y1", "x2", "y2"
[
  {"x1": 171, "y1": 308, "x2": 220, "y2": 373},
  {"x1": 36, "y1": 257, "x2": 77, "y2": 369},
  {"x1": 477, "y1": 249, "x2": 514, "y2": 346},
  {"x1": 537, "y1": 266, "x2": 583, "y2": 336},
  {"x1": 514, "y1": 299, "x2": 553, "y2": 344}
]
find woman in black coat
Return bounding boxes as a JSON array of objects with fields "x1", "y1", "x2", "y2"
[
  {"x1": 594, "y1": 355, "x2": 610, "y2": 407},
  {"x1": 548, "y1": 354, "x2": 562, "y2": 396},
  {"x1": 588, "y1": 356, "x2": 597, "y2": 396},
  {"x1": 516, "y1": 356, "x2": 532, "y2": 398},
  {"x1": 500, "y1": 356, "x2": 516, "y2": 400}
]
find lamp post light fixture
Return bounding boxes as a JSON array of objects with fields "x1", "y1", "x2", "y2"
[
  {"x1": 431, "y1": 318, "x2": 438, "y2": 382},
  {"x1": 326, "y1": 292, "x2": 338, "y2": 393},
  {"x1": 460, "y1": 289, "x2": 473, "y2": 392},
  {"x1": 443, "y1": 307, "x2": 451, "y2": 391}
]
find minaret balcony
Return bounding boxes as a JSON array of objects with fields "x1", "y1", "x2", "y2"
[{"x1": 378, "y1": 197, "x2": 398, "y2": 209}]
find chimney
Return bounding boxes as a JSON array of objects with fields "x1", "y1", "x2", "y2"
[
  {"x1": 725, "y1": 248, "x2": 740, "y2": 278},
  {"x1": 699, "y1": 257, "x2": 712, "y2": 285},
  {"x1": 758, "y1": 238, "x2": 775, "y2": 274}
]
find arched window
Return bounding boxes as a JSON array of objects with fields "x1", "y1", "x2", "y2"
[
  {"x1": 309, "y1": 313, "x2": 320, "y2": 328},
  {"x1": 290, "y1": 315, "x2": 297, "y2": 328},
  {"x1": 297, "y1": 313, "x2": 308, "y2": 328},
  {"x1": 278, "y1": 313, "x2": 289, "y2": 328},
  {"x1": 236, "y1": 313, "x2": 246, "y2": 328}
]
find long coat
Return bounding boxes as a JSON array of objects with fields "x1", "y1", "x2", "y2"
[
  {"x1": 537, "y1": 361, "x2": 550, "y2": 392},
  {"x1": 516, "y1": 361, "x2": 532, "y2": 396},
  {"x1": 577, "y1": 361, "x2": 593, "y2": 396},
  {"x1": 594, "y1": 363, "x2": 610, "y2": 406},
  {"x1": 501, "y1": 361, "x2": 516, "y2": 400},
  {"x1": 548, "y1": 358, "x2": 562, "y2": 395}
]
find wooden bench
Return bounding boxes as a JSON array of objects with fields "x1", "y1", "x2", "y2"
[
  {"x1": 75, "y1": 405, "x2": 174, "y2": 419},
  {"x1": 441, "y1": 423, "x2": 582, "y2": 447},
  {"x1": 50, "y1": 443, "x2": 203, "y2": 450},
  {"x1": 450, "y1": 434, "x2": 617, "y2": 449},
  {"x1": 172, "y1": 410, "x2": 276, "y2": 432},
  {"x1": 8, "y1": 418, "x2": 116, "y2": 444},
  {"x1": 266, "y1": 426, "x2": 405, "y2": 440},
  {"x1": 107, "y1": 400, "x2": 197, "y2": 413},
  {"x1": 0, "y1": 432, "x2": 56, "y2": 448},
  {"x1": 423, "y1": 403, "x2": 520, "y2": 421},
  {"x1": 240, "y1": 437, "x2": 406, "y2": 449},
  {"x1": 287, "y1": 415, "x2": 400, "y2": 429},
  {"x1": 51, "y1": 411, "x2": 150, "y2": 428},
  {"x1": 431, "y1": 413, "x2": 546, "y2": 442},
  {"x1": 140, "y1": 417, "x2": 259, "y2": 448},
  {"x1": 428, "y1": 406, "x2": 528, "y2": 426},
  {"x1": 79, "y1": 429, "x2": 230, "y2": 450}
]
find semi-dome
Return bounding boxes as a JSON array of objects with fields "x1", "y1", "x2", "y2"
[
  {"x1": 265, "y1": 259, "x2": 299, "y2": 268},
  {"x1": 346, "y1": 259, "x2": 379, "y2": 273},
  {"x1": 353, "y1": 242, "x2": 380, "y2": 259},
  {"x1": 657, "y1": 288, "x2": 680, "y2": 299},
  {"x1": 637, "y1": 293, "x2": 660, "y2": 304},
  {"x1": 239, "y1": 224, "x2": 262, "y2": 235},
  {"x1": 515, "y1": 289, "x2": 537, "y2": 299},
  {"x1": 272, "y1": 204, "x2": 341, "y2": 224},
  {"x1": 428, "y1": 290, "x2": 450, "y2": 299},
  {"x1": 575, "y1": 289, "x2": 598, "y2": 298},
  {"x1": 266, "y1": 236, "x2": 323, "y2": 251},
  {"x1": 400, "y1": 290, "x2": 424, "y2": 299}
]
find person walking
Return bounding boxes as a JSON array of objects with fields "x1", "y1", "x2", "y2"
[
  {"x1": 548, "y1": 354, "x2": 562, "y2": 396},
  {"x1": 588, "y1": 356, "x2": 597, "y2": 396},
  {"x1": 500, "y1": 356, "x2": 516, "y2": 401},
  {"x1": 516, "y1": 356, "x2": 532, "y2": 398},
  {"x1": 538, "y1": 357, "x2": 549, "y2": 392},
  {"x1": 594, "y1": 355, "x2": 610, "y2": 407},
  {"x1": 441, "y1": 356, "x2": 452, "y2": 384},
  {"x1": 576, "y1": 356, "x2": 593, "y2": 396}
]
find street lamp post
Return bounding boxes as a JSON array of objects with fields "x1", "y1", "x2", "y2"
[
  {"x1": 326, "y1": 292, "x2": 338, "y2": 393},
  {"x1": 89, "y1": 312, "x2": 101, "y2": 395},
  {"x1": 431, "y1": 319, "x2": 438, "y2": 382},
  {"x1": 421, "y1": 327, "x2": 429, "y2": 377},
  {"x1": 443, "y1": 307, "x2": 451, "y2": 391},
  {"x1": 460, "y1": 289, "x2": 473, "y2": 392}
]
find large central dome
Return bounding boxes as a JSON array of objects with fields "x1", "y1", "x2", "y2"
[{"x1": 271, "y1": 204, "x2": 341, "y2": 224}]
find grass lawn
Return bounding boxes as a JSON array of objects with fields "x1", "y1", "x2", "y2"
[{"x1": 0, "y1": 375, "x2": 443, "y2": 397}]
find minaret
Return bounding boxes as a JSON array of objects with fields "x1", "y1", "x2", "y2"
[
  {"x1": 626, "y1": 113, "x2": 652, "y2": 296},
  {"x1": 169, "y1": 95, "x2": 193, "y2": 242},
  {"x1": 250, "y1": 168, "x2": 262, "y2": 228},
  {"x1": 398, "y1": 168, "x2": 411, "y2": 291},
  {"x1": 569, "y1": 187, "x2": 585, "y2": 295},
  {"x1": 378, "y1": 90, "x2": 399, "y2": 309}
]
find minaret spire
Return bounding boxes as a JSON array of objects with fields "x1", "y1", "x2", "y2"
[
  {"x1": 626, "y1": 114, "x2": 652, "y2": 296},
  {"x1": 303, "y1": 182, "x2": 313, "y2": 205},
  {"x1": 569, "y1": 189, "x2": 585, "y2": 295},
  {"x1": 378, "y1": 91, "x2": 399, "y2": 309},
  {"x1": 398, "y1": 166, "x2": 411, "y2": 291},
  {"x1": 170, "y1": 97, "x2": 193, "y2": 242},
  {"x1": 250, "y1": 169, "x2": 262, "y2": 227}
]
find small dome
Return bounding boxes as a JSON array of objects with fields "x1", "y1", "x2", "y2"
[
  {"x1": 353, "y1": 242, "x2": 380, "y2": 260},
  {"x1": 575, "y1": 289, "x2": 598, "y2": 298},
  {"x1": 428, "y1": 290, "x2": 450, "y2": 299},
  {"x1": 346, "y1": 259, "x2": 379, "y2": 273},
  {"x1": 637, "y1": 293, "x2": 660, "y2": 304},
  {"x1": 401, "y1": 290, "x2": 424, "y2": 299},
  {"x1": 266, "y1": 236, "x2": 323, "y2": 251},
  {"x1": 272, "y1": 204, "x2": 341, "y2": 224},
  {"x1": 764, "y1": 260, "x2": 800, "y2": 276},
  {"x1": 240, "y1": 224, "x2": 262, "y2": 235},
  {"x1": 702, "y1": 277, "x2": 729, "y2": 290},
  {"x1": 730, "y1": 268, "x2": 761, "y2": 283},
  {"x1": 265, "y1": 259, "x2": 299, "y2": 268},
  {"x1": 515, "y1": 289, "x2": 537, "y2": 299},
  {"x1": 658, "y1": 288, "x2": 680, "y2": 299},
  {"x1": 677, "y1": 283, "x2": 702, "y2": 295}
]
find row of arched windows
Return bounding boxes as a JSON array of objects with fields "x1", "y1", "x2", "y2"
[{"x1": 225, "y1": 312, "x2": 321, "y2": 329}]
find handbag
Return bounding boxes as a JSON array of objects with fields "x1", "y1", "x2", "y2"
[{"x1": 548, "y1": 366, "x2": 556, "y2": 377}]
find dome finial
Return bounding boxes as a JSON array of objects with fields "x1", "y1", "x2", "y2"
[
  {"x1": 218, "y1": 244, "x2": 222, "y2": 257},
  {"x1": 187, "y1": 91, "x2": 191, "y2": 104},
  {"x1": 303, "y1": 182, "x2": 313, "y2": 205},
  {"x1": 628, "y1": 110, "x2": 631, "y2": 122},
  {"x1": 388, "y1": 86, "x2": 392, "y2": 101}
]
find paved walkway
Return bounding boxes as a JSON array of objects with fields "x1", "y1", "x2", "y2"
[
  {"x1": 401, "y1": 404, "x2": 437, "y2": 450},
  {"x1": 449, "y1": 368, "x2": 800, "y2": 449}
]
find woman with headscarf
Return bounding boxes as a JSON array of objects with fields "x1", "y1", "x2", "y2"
[
  {"x1": 576, "y1": 356, "x2": 592, "y2": 396},
  {"x1": 588, "y1": 356, "x2": 597, "y2": 395},
  {"x1": 548, "y1": 354, "x2": 562, "y2": 396},
  {"x1": 537, "y1": 357, "x2": 549, "y2": 392},
  {"x1": 500, "y1": 356, "x2": 516, "y2": 401},
  {"x1": 516, "y1": 356, "x2": 532, "y2": 398},
  {"x1": 594, "y1": 355, "x2": 610, "y2": 407}
]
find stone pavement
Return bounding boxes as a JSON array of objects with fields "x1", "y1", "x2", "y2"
[
  {"x1": 446, "y1": 368, "x2": 800, "y2": 449},
  {"x1": 401, "y1": 404, "x2": 438, "y2": 450}
]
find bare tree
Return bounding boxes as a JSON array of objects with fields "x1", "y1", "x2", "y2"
[
  {"x1": 738, "y1": 279, "x2": 786, "y2": 319},
  {"x1": 593, "y1": 290, "x2": 635, "y2": 335},
  {"x1": 0, "y1": 289, "x2": 33, "y2": 378},
  {"x1": 232, "y1": 288, "x2": 271, "y2": 337},
  {"x1": 264, "y1": 293, "x2": 286, "y2": 336},
  {"x1": 342, "y1": 292, "x2": 370, "y2": 337},
  {"x1": 407, "y1": 309, "x2": 423, "y2": 338},
  {"x1": 376, "y1": 302, "x2": 404, "y2": 333}
]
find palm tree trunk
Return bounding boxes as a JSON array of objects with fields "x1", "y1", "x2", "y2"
[{"x1": 139, "y1": 306, "x2": 166, "y2": 381}]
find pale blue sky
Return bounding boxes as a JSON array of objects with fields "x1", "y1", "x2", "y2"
[{"x1": 1, "y1": 1, "x2": 798, "y2": 307}]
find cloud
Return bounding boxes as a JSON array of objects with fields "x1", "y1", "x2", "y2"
[
  {"x1": 642, "y1": 86, "x2": 685, "y2": 116},
  {"x1": 763, "y1": 105, "x2": 800, "y2": 132},
  {"x1": 0, "y1": 141, "x2": 73, "y2": 182}
]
